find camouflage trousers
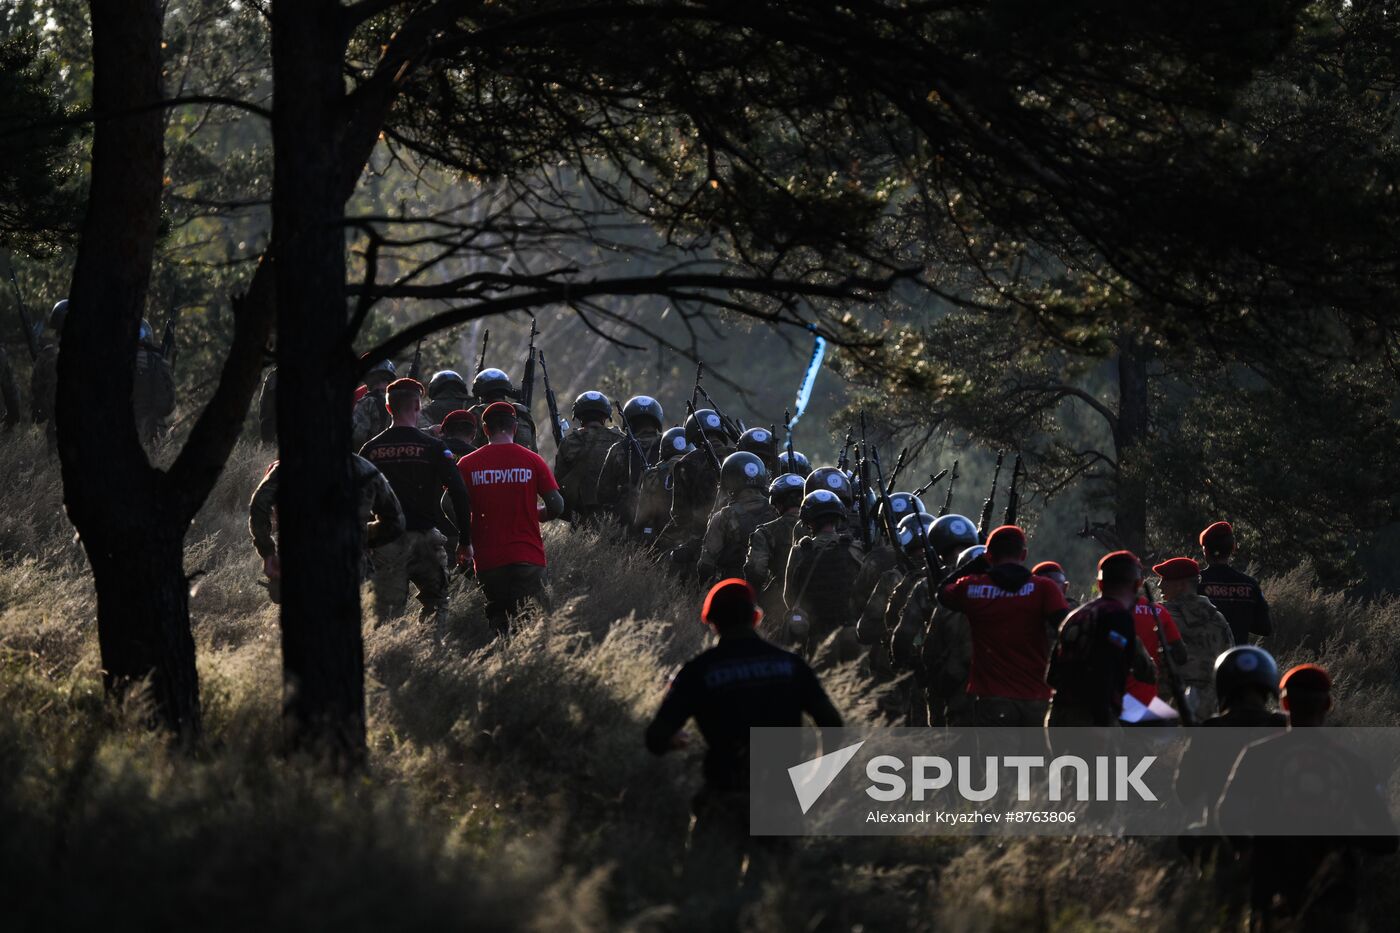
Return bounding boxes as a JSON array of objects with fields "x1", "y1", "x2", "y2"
[{"x1": 371, "y1": 528, "x2": 449, "y2": 623}]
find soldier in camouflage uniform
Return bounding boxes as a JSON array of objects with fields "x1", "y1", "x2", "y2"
[
  {"x1": 422, "y1": 369, "x2": 473, "y2": 426},
  {"x1": 851, "y1": 492, "x2": 925, "y2": 621},
  {"x1": 745, "y1": 472, "x2": 804, "y2": 623},
  {"x1": 249, "y1": 454, "x2": 405, "y2": 603},
  {"x1": 596, "y1": 395, "x2": 665, "y2": 531},
  {"x1": 133, "y1": 319, "x2": 176, "y2": 445},
  {"x1": 554, "y1": 391, "x2": 625, "y2": 525},
  {"x1": 893, "y1": 514, "x2": 981, "y2": 725},
  {"x1": 698, "y1": 452, "x2": 777, "y2": 586},
  {"x1": 466, "y1": 367, "x2": 538, "y2": 452},
  {"x1": 660, "y1": 408, "x2": 734, "y2": 571},
  {"x1": 350, "y1": 359, "x2": 399, "y2": 451},
  {"x1": 632, "y1": 426, "x2": 691, "y2": 549},
  {"x1": 856, "y1": 510, "x2": 936, "y2": 724},
  {"x1": 784, "y1": 490, "x2": 865, "y2": 665},
  {"x1": 1155, "y1": 556, "x2": 1234, "y2": 718}
]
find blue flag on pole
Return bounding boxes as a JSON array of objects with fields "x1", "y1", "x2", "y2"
[{"x1": 788, "y1": 328, "x2": 827, "y2": 432}]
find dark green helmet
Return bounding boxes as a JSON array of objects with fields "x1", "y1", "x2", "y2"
[
  {"x1": 660, "y1": 426, "x2": 692, "y2": 461},
  {"x1": 930, "y1": 514, "x2": 979, "y2": 558},
  {"x1": 800, "y1": 489, "x2": 847, "y2": 528},
  {"x1": 622, "y1": 395, "x2": 664, "y2": 431},
  {"x1": 880, "y1": 492, "x2": 927, "y2": 527},
  {"x1": 472, "y1": 367, "x2": 514, "y2": 400},
  {"x1": 428, "y1": 369, "x2": 468, "y2": 399},
  {"x1": 720, "y1": 451, "x2": 768, "y2": 494},
  {"x1": 573, "y1": 390, "x2": 612, "y2": 422},
  {"x1": 685, "y1": 408, "x2": 726, "y2": 445},
  {"x1": 896, "y1": 512, "x2": 937, "y2": 553},
  {"x1": 737, "y1": 427, "x2": 778, "y2": 462},
  {"x1": 1214, "y1": 646, "x2": 1280, "y2": 702},
  {"x1": 805, "y1": 467, "x2": 853, "y2": 505},
  {"x1": 768, "y1": 472, "x2": 806, "y2": 510},
  {"x1": 777, "y1": 450, "x2": 811, "y2": 477}
]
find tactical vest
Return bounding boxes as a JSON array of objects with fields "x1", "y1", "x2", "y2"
[{"x1": 556, "y1": 425, "x2": 624, "y2": 513}]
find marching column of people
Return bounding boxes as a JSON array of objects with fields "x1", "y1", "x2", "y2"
[{"x1": 228, "y1": 339, "x2": 1393, "y2": 921}]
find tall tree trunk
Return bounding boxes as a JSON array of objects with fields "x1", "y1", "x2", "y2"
[
  {"x1": 58, "y1": 0, "x2": 200, "y2": 737},
  {"x1": 1114, "y1": 333, "x2": 1150, "y2": 556},
  {"x1": 272, "y1": 0, "x2": 365, "y2": 765}
]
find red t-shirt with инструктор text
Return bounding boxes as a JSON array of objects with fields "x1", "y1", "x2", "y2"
[{"x1": 457, "y1": 442, "x2": 559, "y2": 572}]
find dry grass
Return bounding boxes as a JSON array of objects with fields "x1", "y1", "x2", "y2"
[{"x1": 0, "y1": 427, "x2": 1397, "y2": 931}]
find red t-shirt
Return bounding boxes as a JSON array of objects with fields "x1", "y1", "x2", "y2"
[
  {"x1": 939, "y1": 570, "x2": 1070, "y2": 701},
  {"x1": 1125, "y1": 597, "x2": 1182, "y2": 704},
  {"x1": 457, "y1": 442, "x2": 559, "y2": 572}
]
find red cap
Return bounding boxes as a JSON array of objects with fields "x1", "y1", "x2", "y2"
[
  {"x1": 1096, "y1": 549, "x2": 1143, "y2": 581},
  {"x1": 386, "y1": 377, "x2": 425, "y2": 397},
  {"x1": 481, "y1": 401, "x2": 518, "y2": 431},
  {"x1": 441, "y1": 409, "x2": 478, "y2": 430},
  {"x1": 701, "y1": 578, "x2": 759, "y2": 628},
  {"x1": 986, "y1": 525, "x2": 1026, "y2": 556},
  {"x1": 1199, "y1": 521, "x2": 1234, "y2": 549},
  {"x1": 1152, "y1": 557, "x2": 1200, "y2": 581},
  {"x1": 1280, "y1": 663, "x2": 1331, "y2": 697},
  {"x1": 1031, "y1": 561, "x2": 1064, "y2": 577}
]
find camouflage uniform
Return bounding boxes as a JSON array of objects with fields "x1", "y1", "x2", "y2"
[
  {"x1": 661, "y1": 442, "x2": 735, "y2": 563},
  {"x1": 554, "y1": 423, "x2": 626, "y2": 523},
  {"x1": 596, "y1": 429, "x2": 662, "y2": 528},
  {"x1": 422, "y1": 387, "x2": 473, "y2": 426},
  {"x1": 0, "y1": 346, "x2": 18, "y2": 430},
  {"x1": 1164, "y1": 591, "x2": 1234, "y2": 718},
  {"x1": 633, "y1": 456, "x2": 682, "y2": 549},
  {"x1": 855, "y1": 564, "x2": 926, "y2": 723},
  {"x1": 351, "y1": 391, "x2": 391, "y2": 452},
  {"x1": 132, "y1": 341, "x2": 176, "y2": 444},
  {"x1": 852, "y1": 542, "x2": 898, "y2": 616},
  {"x1": 897, "y1": 580, "x2": 973, "y2": 725},
  {"x1": 467, "y1": 400, "x2": 538, "y2": 452},
  {"x1": 745, "y1": 511, "x2": 800, "y2": 619},
  {"x1": 698, "y1": 488, "x2": 777, "y2": 585},
  {"x1": 353, "y1": 390, "x2": 432, "y2": 451},
  {"x1": 784, "y1": 529, "x2": 864, "y2": 662},
  {"x1": 248, "y1": 455, "x2": 405, "y2": 591}
]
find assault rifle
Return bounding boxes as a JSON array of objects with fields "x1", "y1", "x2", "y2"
[
  {"x1": 520, "y1": 316, "x2": 538, "y2": 409},
  {"x1": 1144, "y1": 580, "x2": 1198, "y2": 726},
  {"x1": 883, "y1": 447, "x2": 908, "y2": 495},
  {"x1": 685, "y1": 400, "x2": 723, "y2": 473},
  {"x1": 868, "y1": 443, "x2": 903, "y2": 547},
  {"x1": 913, "y1": 468, "x2": 950, "y2": 499},
  {"x1": 407, "y1": 338, "x2": 423, "y2": 381},
  {"x1": 837, "y1": 430, "x2": 852, "y2": 473},
  {"x1": 939, "y1": 459, "x2": 960, "y2": 517},
  {"x1": 7, "y1": 268, "x2": 38, "y2": 361},
  {"x1": 159, "y1": 311, "x2": 178, "y2": 370},
  {"x1": 1002, "y1": 454, "x2": 1025, "y2": 527},
  {"x1": 475, "y1": 329, "x2": 490, "y2": 381},
  {"x1": 619, "y1": 399, "x2": 652, "y2": 486},
  {"x1": 537, "y1": 350, "x2": 568, "y2": 445},
  {"x1": 692, "y1": 361, "x2": 741, "y2": 442},
  {"x1": 977, "y1": 450, "x2": 1005, "y2": 541}
]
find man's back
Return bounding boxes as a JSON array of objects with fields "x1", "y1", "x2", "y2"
[
  {"x1": 360, "y1": 425, "x2": 461, "y2": 533},
  {"x1": 458, "y1": 441, "x2": 558, "y2": 571},
  {"x1": 1047, "y1": 595, "x2": 1138, "y2": 722},
  {"x1": 645, "y1": 634, "x2": 840, "y2": 790},
  {"x1": 939, "y1": 563, "x2": 1068, "y2": 701},
  {"x1": 1199, "y1": 563, "x2": 1272, "y2": 644}
]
